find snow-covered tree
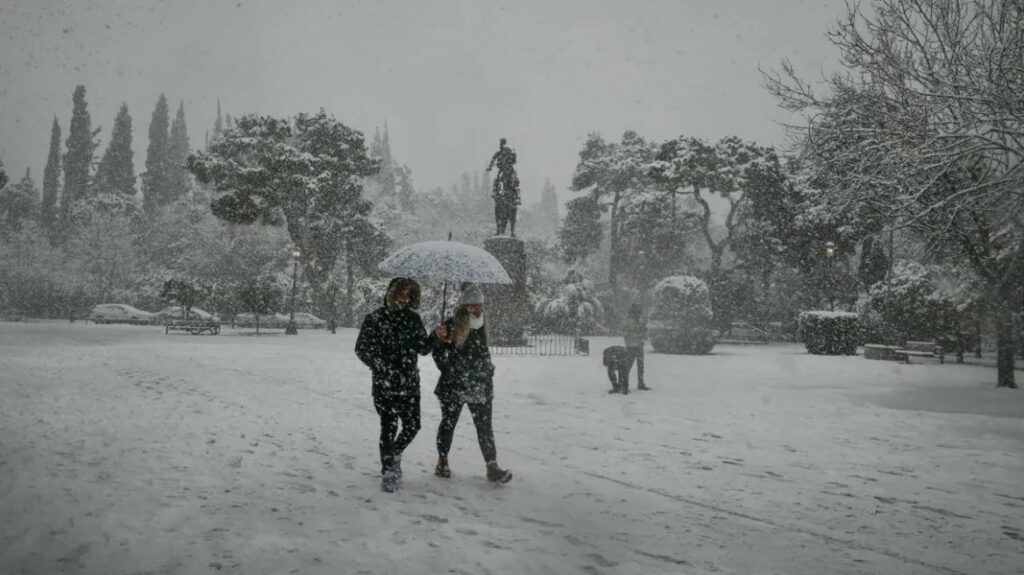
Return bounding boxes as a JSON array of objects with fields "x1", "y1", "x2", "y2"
[
  {"x1": 188, "y1": 110, "x2": 387, "y2": 311},
  {"x1": 61, "y1": 85, "x2": 96, "y2": 230},
  {"x1": 142, "y1": 94, "x2": 171, "y2": 215},
  {"x1": 569, "y1": 131, "x2": 658, "y2": 292},
  {"x1": 94, "y1": 103, "x2": 135, "y2": 198},
  {"x1": 40, "y1": 117, "x2": 62, "y2": 232},
  {"x1": 0, "y1": 169, "x2": 40, "y2": 230},
  {"x1": 765, "y1": 0, "x2": 1024, "y2": 387},
  {"x1": 167, "y1": 101, "x2": 192, "y2": 203}
]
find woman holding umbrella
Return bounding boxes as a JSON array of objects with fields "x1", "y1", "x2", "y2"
[
  {"x1": 355, "y1": 277, "x2": 443, "y2": 493},
  {"x1": 432, "y1": 284, "x2": 513, "y2": 483}
]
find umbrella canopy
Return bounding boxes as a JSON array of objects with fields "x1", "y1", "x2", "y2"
[{"x1": 378, "y1": 240, "x2": 512, "y2": 285}]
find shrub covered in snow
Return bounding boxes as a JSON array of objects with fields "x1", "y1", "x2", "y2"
[
  {"x1": 865, "y1": 261, "x2": 982, "y2": 356},
  {"x1": 533, "y1": 269, "x2": 605, "y2": 335},
  {"x1": 648, "y1": 275, "x2": 716, "y2": 354},
  {"x1": 798, "y1": 311, "x2": 859, "y2": 355}
]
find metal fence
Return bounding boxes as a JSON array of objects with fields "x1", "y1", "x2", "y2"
[{"x1": 489, "y1": 333, "x2": 589, "y2": 356}]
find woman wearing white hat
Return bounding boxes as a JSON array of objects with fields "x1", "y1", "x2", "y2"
[{"x1": 432, "y1": 283, "x2": 513, "y2": 483}]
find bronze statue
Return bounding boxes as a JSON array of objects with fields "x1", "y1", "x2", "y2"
[{"x1": 486, "y1": 138, "x2": 520, "y2": 237}]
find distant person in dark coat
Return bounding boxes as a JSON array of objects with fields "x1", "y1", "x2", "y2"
[
  {"x1": 432, "y1": 284, "x2": 513, "y2": 483},
  {"x1": 355, "y1": 277, "x2": 443, "y2": 492},
  {"x1": 603, "y1": 345, "x2": 631, "y2": 394}
]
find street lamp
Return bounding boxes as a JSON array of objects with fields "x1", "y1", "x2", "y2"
[
  {"x1": 824, "y1": 241, "x2": 836, "y2": 311},
  {"x1": 285, "y1": 248, "x2": 301, "y2": 335}
]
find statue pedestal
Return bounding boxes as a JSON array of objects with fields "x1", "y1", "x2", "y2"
[{"x1": 482, "y1": 236, "x2": 531, "y2": 346}]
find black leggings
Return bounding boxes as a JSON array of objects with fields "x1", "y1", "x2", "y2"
[
  {"x1": 436, "y1": 398, "x2": 496, "y2": 463},
  {"x1": 374, "y1": 393, "x2": 421, "y2": 474}
]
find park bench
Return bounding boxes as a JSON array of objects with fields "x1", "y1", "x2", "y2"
[
  {"x1": 164, "y1": 318, "x2": 221, "y2": 335},
  {"x1": 863, "y1": 343, "x2": 901, "y2": 361},
  {"x1": 893, "y1": 340, "x2": 944, "y2": 364}
]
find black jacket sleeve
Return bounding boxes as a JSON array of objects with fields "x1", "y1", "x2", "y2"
[
  {"x1": 413, "y1": 313, "x2": 437, "y2": 355},
  {"x1": 354, "y1": 313, "x2": 383, "y2": 372}
]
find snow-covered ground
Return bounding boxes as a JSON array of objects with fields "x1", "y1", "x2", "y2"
[{"x1": 1, "y1": 321, "x2": 1022, "y2": 575}]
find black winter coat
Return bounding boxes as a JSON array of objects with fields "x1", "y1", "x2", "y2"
[
  {"x1": 355, "y1": 306, "x2": 436, "y2": 397},
  {"x1": 432, "y1": 319, "x2": 495, "y2": 404}
]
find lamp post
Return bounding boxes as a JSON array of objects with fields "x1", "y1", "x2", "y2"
[
  {"x1": 824, "y1": 241, "x2": 836, "y2": 311},
  {"x1": 285, "y1": 248, "x2": 301, "y2": 335}
]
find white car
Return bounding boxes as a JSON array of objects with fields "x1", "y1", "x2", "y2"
[
  {"x1": 290, "y1": 312, "x2": 327, "y2": 329},
  {"x1": 88, "y1": 304, "x2": 154, "y2": 325},
  {"x1": 233, "y1": 312, "x2": 285, "y2": 328},
  {"x1": 154, "y1": 306, "x2": 220, "y2": 322}
]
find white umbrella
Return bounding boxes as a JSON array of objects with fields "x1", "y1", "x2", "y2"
[
  {"x1": 378, "y1": 239, "x2": 512, "y2": 320},
  {"x1": 378, "y1": 240, "x2": 512, "y2": 285}
]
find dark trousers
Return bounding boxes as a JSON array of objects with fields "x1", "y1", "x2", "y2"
[
  {"x1": 626, "y1": 346, "x2": 644, "y2": 387},
  {"x1": 436, "y1": 398, "x2": 497, "y2": 463},
  {"x1": 373, "y1": 393, "x2": 421, "y2": 474}
]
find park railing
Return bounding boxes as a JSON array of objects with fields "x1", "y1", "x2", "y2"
[{"x1": 489, "y1": 333, "x2": 589, "y2": 356}]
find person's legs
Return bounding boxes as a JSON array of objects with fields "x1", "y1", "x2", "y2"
[
  {"x1": 373, "y1": 394, "x2": 399, "y2": 475},
  {"x1": 467, "y1": 400, "x2": 496, "y2": 464},
  {"x1": 391, "y1": 393, "x2": 421, "y2": 458},
  {"x1": 436, "y1": 399, "x2": 463, "y2": 459},
  {"x1": 469, "y1": 400, "x2": 512, "y2": 482},
  {"x1": 619, "y1": 350, "x2": 635, "y2": 393},
  {"x1": 633, "y1": 346, "x2": 648, "y2": 389}
]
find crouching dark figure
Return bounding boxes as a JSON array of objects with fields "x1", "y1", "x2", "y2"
[{"x1": 603, "y1": 345, "x2": 633, "y2": 394}]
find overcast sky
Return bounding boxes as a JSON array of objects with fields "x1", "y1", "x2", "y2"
[{"x1": 0, "y1": 0, "x2": 845, "y2": 206}]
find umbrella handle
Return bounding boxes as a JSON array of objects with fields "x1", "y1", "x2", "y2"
[
  {"x1": 441, "y1": 281, "x2": 448, "y2": 322},
  {"x1": 439, "y1": 231, "x2": 453, "y2": 321}
]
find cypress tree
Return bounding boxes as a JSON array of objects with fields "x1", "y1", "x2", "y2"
[
  {"x1": 213, "y1": 99, "x2": 223, "y2": 137},
  {"x1": 61, "y1": 85, "x2": 94, "y2": 224},
  {"x1": 143, "y1": 94, "x2": 170, "y2": 214},
  {"x1": 94, "y1": 103, "x2": 135, "y2": 197},
  {"x1": 167, "y1": 100, "x2": 191, "y2": 203},
  {"x1": 40, "y1": 116, "x2": 61, "y2": 230}
]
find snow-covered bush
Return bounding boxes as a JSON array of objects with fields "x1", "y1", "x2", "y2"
[
  {"x1": 533, "y1": 269, "x2": 605, "y2": 335},
  {"x1": 865, "y1": 261, "x2": 981, "y2": 355},
  {"x1": 798, "y1": 311, "x2": 859, "y2": 355},
  {"x1": 648, "y1": 275, "x2": 716, "y2": 355}
]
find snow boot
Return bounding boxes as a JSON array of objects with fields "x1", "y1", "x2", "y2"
[
  {"x1": 638, "y1": 384, "x2": 651, "y2": 391},
  {"x1": 392, "y1": 454, "x2": 402, "y2": 480},
  {"x1": 381, "y1": 455, "x2": 401, "y2": 492},
  {"x1": 435, "y1": 456, "x2": 451, "y2": 478},
  {"x1": 486, "y1": 461, "x2": 513, "y2": 484},
  {"x1": 381, "y1": 469, "x2": 399, "y2": 492}
]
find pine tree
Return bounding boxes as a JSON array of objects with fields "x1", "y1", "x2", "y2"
[
  {"x1": 61, "y1": 85, "x2": 95, "y2": 224},
  {"x1": 0, "y1": 157, "x2": 7, "y2": 190},
  {"x1": 167, "y1": 100, "x2": 191, "y2": 203},
  {"x1": 143, "y1": 94, "x2": 170, "y2": 214},
  {"x1": 40, "y1": 116, "x2": 61, "y2": 230},
  {"x1": 94, "y1": 103, "x2": 135, "y2": 197}
]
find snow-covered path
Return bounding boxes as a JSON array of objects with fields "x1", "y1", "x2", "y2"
[{"x1": 1, "y1": 322, "x2": 1022, "y2": 575}]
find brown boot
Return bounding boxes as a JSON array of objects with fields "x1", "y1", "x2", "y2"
[
  {"x1": 486, "y1": 461, "x2": 512, "y2": 483},
  {"x1": 435, "y1": 456, "x2": 451, "y2": 478}
]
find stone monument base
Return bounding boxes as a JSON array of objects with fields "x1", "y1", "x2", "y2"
[{"x1": 482, "y1": 235, "x2": 531, "y2": 346}]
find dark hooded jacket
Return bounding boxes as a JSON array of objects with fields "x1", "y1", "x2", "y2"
[
  {"x1": 355, "y1": 296, "x2": 436, "y2": 397},
  {"x1": 432, "y1": 318, "x2": 495, "y2": 404}
]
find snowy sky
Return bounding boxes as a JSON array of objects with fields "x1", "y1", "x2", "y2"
[{"x1": 0, "y1": 0, "x2": 844, "y2": 205}]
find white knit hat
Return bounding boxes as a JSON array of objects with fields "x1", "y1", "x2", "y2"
[{"x1": 458, "y1": 284, "x2": 485, "y2": 306}]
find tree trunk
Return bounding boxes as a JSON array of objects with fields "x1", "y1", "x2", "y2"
[
  {"x1": 344, "y1": 247, "x2": 355, "y2": 328},
  {"x1": 608, "y1": 191, "x2": 622, "y2": 293},
  {"x1": 994, "y1": 304, "x2": 1017, "y2": 389}
]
